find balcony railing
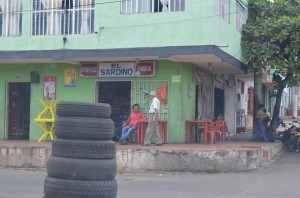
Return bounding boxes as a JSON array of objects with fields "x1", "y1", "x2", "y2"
[
  {"x1": 31, "y1": 0, "x2": 95, "y2": 36},
  {"x1": 121, "y1": 0, "x2": 185, "y2": 14}
]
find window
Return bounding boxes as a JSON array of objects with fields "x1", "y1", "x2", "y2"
[
  {"x1": 121, "y1": 0, "x2": 185, "y2": 14},
  {"x1": 31, "y1": 0, "x2": 95, "y2": 36},
  {"x1": 0, "y1": 0, "x2": 23, "y2": 37},
  {"x1": 218, "y1": 0, "x2": 230, "y2": 23},
  {"x1": 236, "y1": 1, "x2": 244, "y2": 32}
]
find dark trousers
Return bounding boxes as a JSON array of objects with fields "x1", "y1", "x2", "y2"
[{"x1": 251, "y1": 119, "x2": 268, "y2": 141}]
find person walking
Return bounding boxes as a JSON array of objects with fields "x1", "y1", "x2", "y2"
[
  {"x1": 119, "y1": 104, "x2": 144, "y2": 145},
  {"x1": 251, "y1": 104, "x2": 268, "y2": 142},
  {"x1": 143, "y1": 91, "x2": 163, "y2": 146}
]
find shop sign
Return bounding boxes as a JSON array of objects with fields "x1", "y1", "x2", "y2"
[
  {"x1": 99, "y1": 62, "x2": 135, "y2": 77},
  {"x1": 135, "y1": 61, "x2": 155, "y2": 77},
  {"x1": 80, "y1": 63, "x2": 98, "y2": 77},
  {"x1": 215, "y1": 74, "x2": 225, "y2": 83},
  {"x1": 227, "y1": 74, "x2": 236, "y2": 87},
  {"x1": 192, "y1": 68, "x2": 206, "y2": 84},
  {"x1": 172, "y1": 75, "x2": 181, "y2": 83},
  {"x1": 43, "y1": 76, "x2": 56, "y2": 100}
]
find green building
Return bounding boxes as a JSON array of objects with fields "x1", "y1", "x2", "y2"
[{"x1": 0, "y1": 0, "x2": 247, "y2": 143}]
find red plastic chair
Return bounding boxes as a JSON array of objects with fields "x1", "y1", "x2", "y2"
[
  {"x1": 214, "y1": 120, "x2": 225, "y2": 142},
  {"x1": 206, "y1": 120, "x2": 225, "y2": 144}
]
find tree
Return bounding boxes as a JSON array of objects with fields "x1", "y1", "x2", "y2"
[{"x1": 242, "y1": 0, "x2": 300, "y2": 139}]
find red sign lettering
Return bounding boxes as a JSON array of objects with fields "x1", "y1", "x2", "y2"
[
  {"x1": 135, "y1": 62, "x2": 155, "y2": 76},
  {"x1": 80, "y1": 63, "x2": 99, "y2": 77}
]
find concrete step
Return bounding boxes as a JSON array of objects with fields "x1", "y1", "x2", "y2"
[{"x1": 0, "y1": 140, "x2": 285, "y2": 173}]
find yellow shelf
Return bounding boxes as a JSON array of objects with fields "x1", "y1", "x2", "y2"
[{"x1": 34, "y1": 98, "x2": 58, "y2": 142}]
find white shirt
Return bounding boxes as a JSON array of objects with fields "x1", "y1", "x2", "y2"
[{"x1": 149, "y1": 97, "x2": 160, "y2": 113}]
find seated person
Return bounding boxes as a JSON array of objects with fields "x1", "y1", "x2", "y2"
[
  {"x1": 280, "y1": 125, "x2": 296, "y2": 143},
  {"x1": 283, "y1": 126, "x2": 299, "y2": 151},
  {"x1": 120, "y1": 104, "x2": 144, "y2": 145}
]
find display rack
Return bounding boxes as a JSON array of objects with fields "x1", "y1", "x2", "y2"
[{"x1": 34, "y1": 98, "x2": 57, "y2": 142}]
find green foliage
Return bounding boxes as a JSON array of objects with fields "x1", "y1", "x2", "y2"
[
  {"x1": 243, "y1": 0, "x2": 300, "y2": 137},
  {"x1": 242, "y1": 0, "x2": 300, "y2": 88}
]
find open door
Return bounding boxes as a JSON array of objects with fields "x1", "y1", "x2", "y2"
[
  {"x1": 214, "y1": 87, "x2": 224, "y2": 119},
  {"x1": 97, "y1": 81, "x2": 131, "y2": 139},
  {"x1": 7, "y1": 82, "x2": 31, "y2": 140}
]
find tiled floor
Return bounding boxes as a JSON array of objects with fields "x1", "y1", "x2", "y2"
[{"x1": 0, "y1": 129, "x2": 283, "y2": 151}]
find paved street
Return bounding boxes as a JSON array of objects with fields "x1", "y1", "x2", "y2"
[{"x1": 0, "y1": 151, "x2": 299, "y2": 198}]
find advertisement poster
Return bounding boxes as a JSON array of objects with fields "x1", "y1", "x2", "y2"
[
  {"x1": 43, "y1": 76, "x2": 56, "y2": 100},
  {"x1": 64, "y1": 68, "x2": 76, "y2": 87}
]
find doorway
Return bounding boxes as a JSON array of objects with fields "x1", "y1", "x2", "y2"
[
  {"x1": 97, "y1": 81, "x2": 131, "y2": 139},
  {"x1": 7, "y1": 82, "x2": 31, "y2": 140},
  {"x1": 195, "y1": 85, "x2": 202, "y2": 119},
  {"x1": 214, "y1": 87, "x2": 224, "y2": 119}
]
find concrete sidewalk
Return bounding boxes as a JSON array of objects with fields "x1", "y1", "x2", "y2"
[{"x1": 0, "y1": 129, "x2": 285, "y2": 173}]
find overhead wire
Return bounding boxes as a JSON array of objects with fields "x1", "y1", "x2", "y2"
[
  {"x1": 0, "y1": 0, "x2": 122, "y2": 14},
  {"x1": 0, "y1": 0, "x2": 249, "y2": 14}
]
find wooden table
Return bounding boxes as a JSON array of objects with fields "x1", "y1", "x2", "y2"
[
  {"x1": 136, "y1": 120, "x2": 168, "y2": 144},
  {"x1": 185, "y1": 120, "x2": 211, "y2": 144}
]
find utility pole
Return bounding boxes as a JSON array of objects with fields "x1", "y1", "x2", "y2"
[{"x1": 293, "y1": 87, "x2": 299, "y2": 118}]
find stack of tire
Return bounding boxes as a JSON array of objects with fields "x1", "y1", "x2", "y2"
[{"x1": 44, "y1": 101, "x2": 117, "y2": 198}]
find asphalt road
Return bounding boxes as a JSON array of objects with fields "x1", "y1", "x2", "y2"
[{"x1": 0, "y1": 151, "x2": 299, "y2": 198}]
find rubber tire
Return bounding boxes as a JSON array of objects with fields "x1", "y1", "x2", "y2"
[
  {"x1": 56, "y1": 101, "x2": 111, "y2": 118},
  {"x1": 52, "y1": 139, "x2": 116, "y2": 159},
  {"x1": 54, "y1": 117, "x2": 114, "y2": 140},
  {"x1": 44, "y1": 176, "x2": 117, "y2": 198},
  {"x1": 47, "y1": 156, "x2": 116, "y2": 181}
]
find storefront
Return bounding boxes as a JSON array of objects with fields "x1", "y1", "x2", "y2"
[{"x1": 0, "y1": 60, "x2": 213, "y2": 143}]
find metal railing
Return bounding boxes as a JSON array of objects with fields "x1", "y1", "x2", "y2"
[
  {"x1": 121, "y1": 0, "x2": 185, "y2": 14},
  {"x1": 132, "y1": 80, "x2": 169, "y2": 120},
  {"x1": 0, "y1": 0, "x2": 23, "y2": 37},
  {"x1": 31, "y1": 0, "x2": 95, "y2": 36}
]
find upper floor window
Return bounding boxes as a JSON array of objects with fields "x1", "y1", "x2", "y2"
[
  {"x1": 218, "y1": 0, "x2": 230, "y2": 23},
  {"x1": 236, "y1": 2, "x2": 244, "y2": 32},
  {"x1": 121, "y1": 0, "x2": 185, "y2": 14},
  {"x1": 0, "y1": 0, "x2": 23, "y2": 37},
  {"x1": 31, "y1": 0, "x2": 95, "y2": 36}
]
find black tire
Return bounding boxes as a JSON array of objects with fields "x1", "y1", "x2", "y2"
[
  {"x1": 54, "y1": 117, "x2": 114, "y2": 140},
  {"x1": 44, "y1": 176, "x2": 117, "y2": 198},
  {"x1": 47, "y1": 156, "x2": 116, "y2": 181},
  {"x1": 52, "y1": 139, "x2": 116, "y2": 159},
  {"x1": 56, "y1": 101, "x2": 111, "y2": 118}
]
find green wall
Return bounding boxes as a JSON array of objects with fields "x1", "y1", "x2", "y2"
[
  {"x1": 0, "y1": 61, "x2": 212, "y2": 142},
  {"x1": 0, "y1": 0, "x2": 245, "y2": 61}
]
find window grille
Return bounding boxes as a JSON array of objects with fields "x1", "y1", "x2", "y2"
[
  {"x1": 121, "y1": 0, "x2": 185, "y2": 14},
  {"x1": 0, "y1": 0, "x2": 23, "y2": 37},
  {"x1": 217, "y1": 0, "x2": 230, "y2": 23},
  {"x1": 31, "y1": 0, "x2": 95, "y2": 36},
  {"x1": 236, "y1": 2, "x2": 244, "y2": 32},
  {"x1": 132, "y1": 80, "x2": 169, "y2": 120}
]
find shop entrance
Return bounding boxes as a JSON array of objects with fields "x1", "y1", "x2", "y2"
[
  {"x1": 7, "y1": 82, "x2": 31, "y2": 140},
  {"x1": 97, "y1": 81, "x2": 131, "y2": 139},
  {"x1": 195, "y1": 85, "x2": 203, "y2": 119},
  {"x1": 214, "y1": 87, "x2": 224, "y2": 119}
]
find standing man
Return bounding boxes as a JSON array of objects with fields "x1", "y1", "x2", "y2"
[
  {"x1": 143, "y1": 91, "x2": 163, "y2": 146},
  {"x1": 251, "y1": 104, "x2": 268, "y2": 142}
]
